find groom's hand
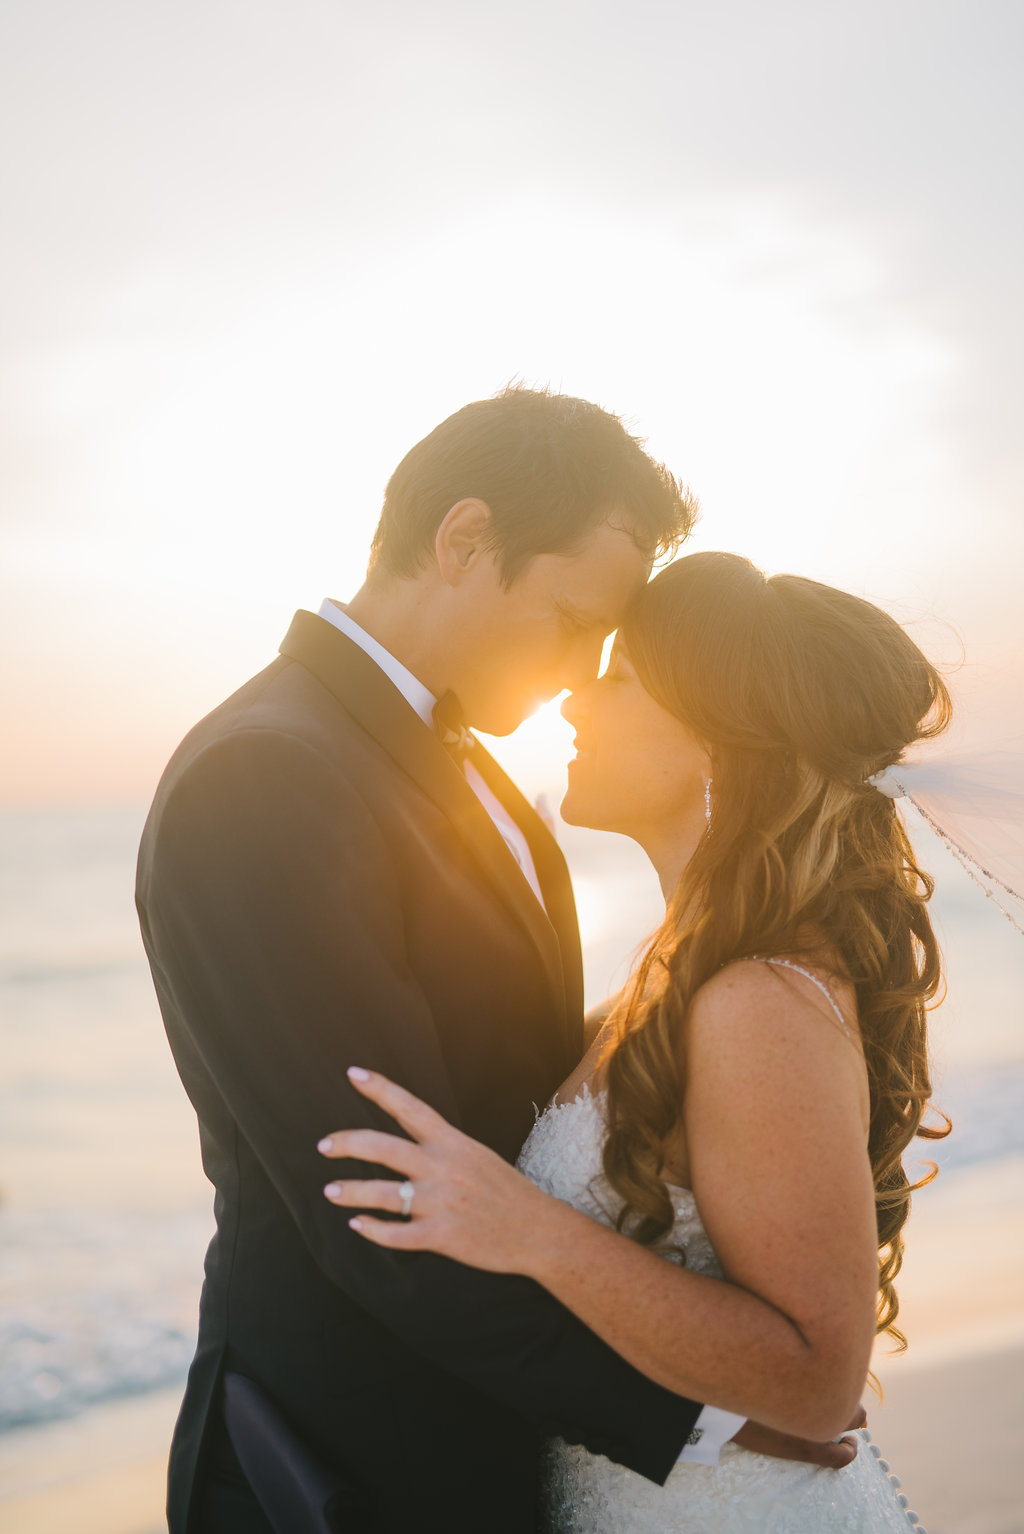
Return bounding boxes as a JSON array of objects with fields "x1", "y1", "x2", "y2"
[{"x1": 732, "y1": 1403, "x2": 867, "y2": 1468}]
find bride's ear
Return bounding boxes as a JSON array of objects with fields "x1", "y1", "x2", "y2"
[{"x1": 435, "y1": 499, "x2": 495, "y2": 586}]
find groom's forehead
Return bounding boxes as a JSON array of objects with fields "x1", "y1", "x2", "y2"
[{"x1": 554, "y1": 523, "x2": 652, "y2": 610}]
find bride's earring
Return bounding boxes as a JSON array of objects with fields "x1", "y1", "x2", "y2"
[{"x1": 704, "y1": 777, "x2": 713, "y2": 830}]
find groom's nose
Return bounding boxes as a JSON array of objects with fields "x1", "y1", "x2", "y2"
[{"x1": 560, "y1": 686, "x2": 590, "y2": 728}]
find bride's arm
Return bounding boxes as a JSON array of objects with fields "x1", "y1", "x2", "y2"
[
  {"x1": 319, "y1": 964, "x2": 877, "y2": 1440},
  {"x1": 582, "y1": 985, "x2": 625, "y2": 1048}
]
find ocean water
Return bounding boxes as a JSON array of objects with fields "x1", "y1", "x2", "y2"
[{"x1": 0, "y1": 804, "x2": 1021, "y2": 1437}]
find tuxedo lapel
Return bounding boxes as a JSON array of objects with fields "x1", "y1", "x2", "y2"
[
  {"x1": 279, "y1": 611, "x2": 572, "y2": 1030},
  {"x1": 468, "y1": 745, "x2": 584, "y2": 1049}
]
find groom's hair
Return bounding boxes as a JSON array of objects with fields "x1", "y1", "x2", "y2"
[{"x1": 367, "y1": 386, "x2": 696, "y2": 587}]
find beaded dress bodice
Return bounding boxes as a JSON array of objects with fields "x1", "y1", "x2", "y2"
[{"x1": 516, "y1": 1084, "x2": 926, "y2": 1534}]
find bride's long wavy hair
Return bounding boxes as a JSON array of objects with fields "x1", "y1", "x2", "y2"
[{"x1": 601, "y1": 552, "x2": 952, "y2": 1352}]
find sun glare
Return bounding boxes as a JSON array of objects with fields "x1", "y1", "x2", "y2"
[{"x1": 476, "y1": 694, "x2": 576, "y2": 802}]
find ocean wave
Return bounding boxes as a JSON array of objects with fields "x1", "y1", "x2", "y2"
[{"x1": 0, "y1": 1206, "x2": 210, "y2": 1432}]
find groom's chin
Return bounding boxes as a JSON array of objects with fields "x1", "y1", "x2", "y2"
[{"x1": 467, "y1": 701, "x2": 534, "y2": 737}]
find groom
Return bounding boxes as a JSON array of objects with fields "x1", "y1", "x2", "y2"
[{"x1": 137, "y1": 388, "x2": 851, "y2": 1534}]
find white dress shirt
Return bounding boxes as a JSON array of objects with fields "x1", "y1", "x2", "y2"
[{"x1": 316, "y1": 599, "x2": 744, "y2": 1465}]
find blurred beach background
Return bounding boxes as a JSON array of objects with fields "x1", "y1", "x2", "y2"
[{"x1": 1, "y1": 2, "x2": 1022, "y2": 1531}]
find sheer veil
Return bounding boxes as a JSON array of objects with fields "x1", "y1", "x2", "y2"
[{"x1": 870, "y1": 740, "x2": 1024, "y2": 937}]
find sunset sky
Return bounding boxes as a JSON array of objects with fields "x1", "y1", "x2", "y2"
[{"x1": 2, "y1": 0, "x2": 1021, "y2": 802}]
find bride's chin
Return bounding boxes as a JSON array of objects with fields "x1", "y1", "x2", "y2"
[
  {"x1": 559, "y1": 787, "x2": 608, "y2": 832},
  {"x1": 559, "y1": 788, "x2": 587, "y2": 828}
]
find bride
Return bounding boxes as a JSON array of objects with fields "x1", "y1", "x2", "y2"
[{"x1": 319, "y1": 551, "x2": 948, "y2": 1532}]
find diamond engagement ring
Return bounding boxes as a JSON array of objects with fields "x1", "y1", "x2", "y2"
[{"x1": 398, "y1": 1180, "x2": 415, "y2": 1217}]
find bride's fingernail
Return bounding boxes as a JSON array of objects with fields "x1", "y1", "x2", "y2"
[
  {"x1": 347, "y1": 1066, "x2": 371, "y2": 1082},
  {"x1": 317, "y1": 1137, "x2": 333, "y2": 1153},
  {"x1": 324, "y1": 1182, "x2": 342, "y2": 1199},
  {"x1": 349, "y1": 1217, "x2": 364, "y2": 1231}
]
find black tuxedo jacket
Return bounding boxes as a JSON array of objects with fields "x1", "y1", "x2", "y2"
[{"x1": 136, "y1": 610, "x2": 701, "y2": 1533}]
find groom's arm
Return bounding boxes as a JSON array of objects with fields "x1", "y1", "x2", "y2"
[{"x1": 139, "y1": 726, "x2": 704, "y2": 1485}]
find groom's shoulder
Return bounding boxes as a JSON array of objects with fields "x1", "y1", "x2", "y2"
[
  {"x1": 152, "y1": 642, "x2": 377, "y2": 802},
  {"x1": 138, "y1": 657, "x2": 396, "y2": 889},
  {"x1": 175, "y1": 654, "x2": 319, "y2": 746}
]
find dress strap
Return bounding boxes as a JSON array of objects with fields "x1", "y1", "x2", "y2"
[{"x1": 748, "y1": 956, "x2": 854, "y2": 1040}]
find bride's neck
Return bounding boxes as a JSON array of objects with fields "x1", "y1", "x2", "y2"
[{"x1": 637, "y1": 823, "x2": 705, "y2": 905}]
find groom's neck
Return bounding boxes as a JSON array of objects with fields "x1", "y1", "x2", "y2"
[{"x1": 346, "y1": 577, "x2": 452, "y2": 696}]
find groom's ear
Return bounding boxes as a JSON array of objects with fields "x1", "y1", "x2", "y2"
[{"x1": 435, "y1": 499, "x2": 495, "y2": 586}]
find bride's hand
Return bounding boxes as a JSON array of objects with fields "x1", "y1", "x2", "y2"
[{"x1": 317, "y1": 1067, "x2": 559, "y2": 1274}]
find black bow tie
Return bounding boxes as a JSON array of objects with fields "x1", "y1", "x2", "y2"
[{"x1": 433, "y1": 690, "x2": 475, "y2": 763}]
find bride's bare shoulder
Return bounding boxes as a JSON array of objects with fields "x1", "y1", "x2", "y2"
[
  {"x1": 685, "y1": 956, "x2": 870, "y2": 1131},
  {"x1": 688, "y1": 954, "x2": 859, "y2": 1054}
]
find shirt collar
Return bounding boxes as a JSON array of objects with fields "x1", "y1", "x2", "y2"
[{"x1": 317, "y1": 599, "x2": 437, "y2": 729}]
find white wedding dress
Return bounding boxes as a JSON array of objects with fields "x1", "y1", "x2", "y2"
[{"x1": 517, "y1": 1081, "x2": 926, "y2": 1534}]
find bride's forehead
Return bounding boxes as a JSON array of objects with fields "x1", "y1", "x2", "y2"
[{"x1": 606, "y1": 640, "x2": 636, "y2": 673}]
